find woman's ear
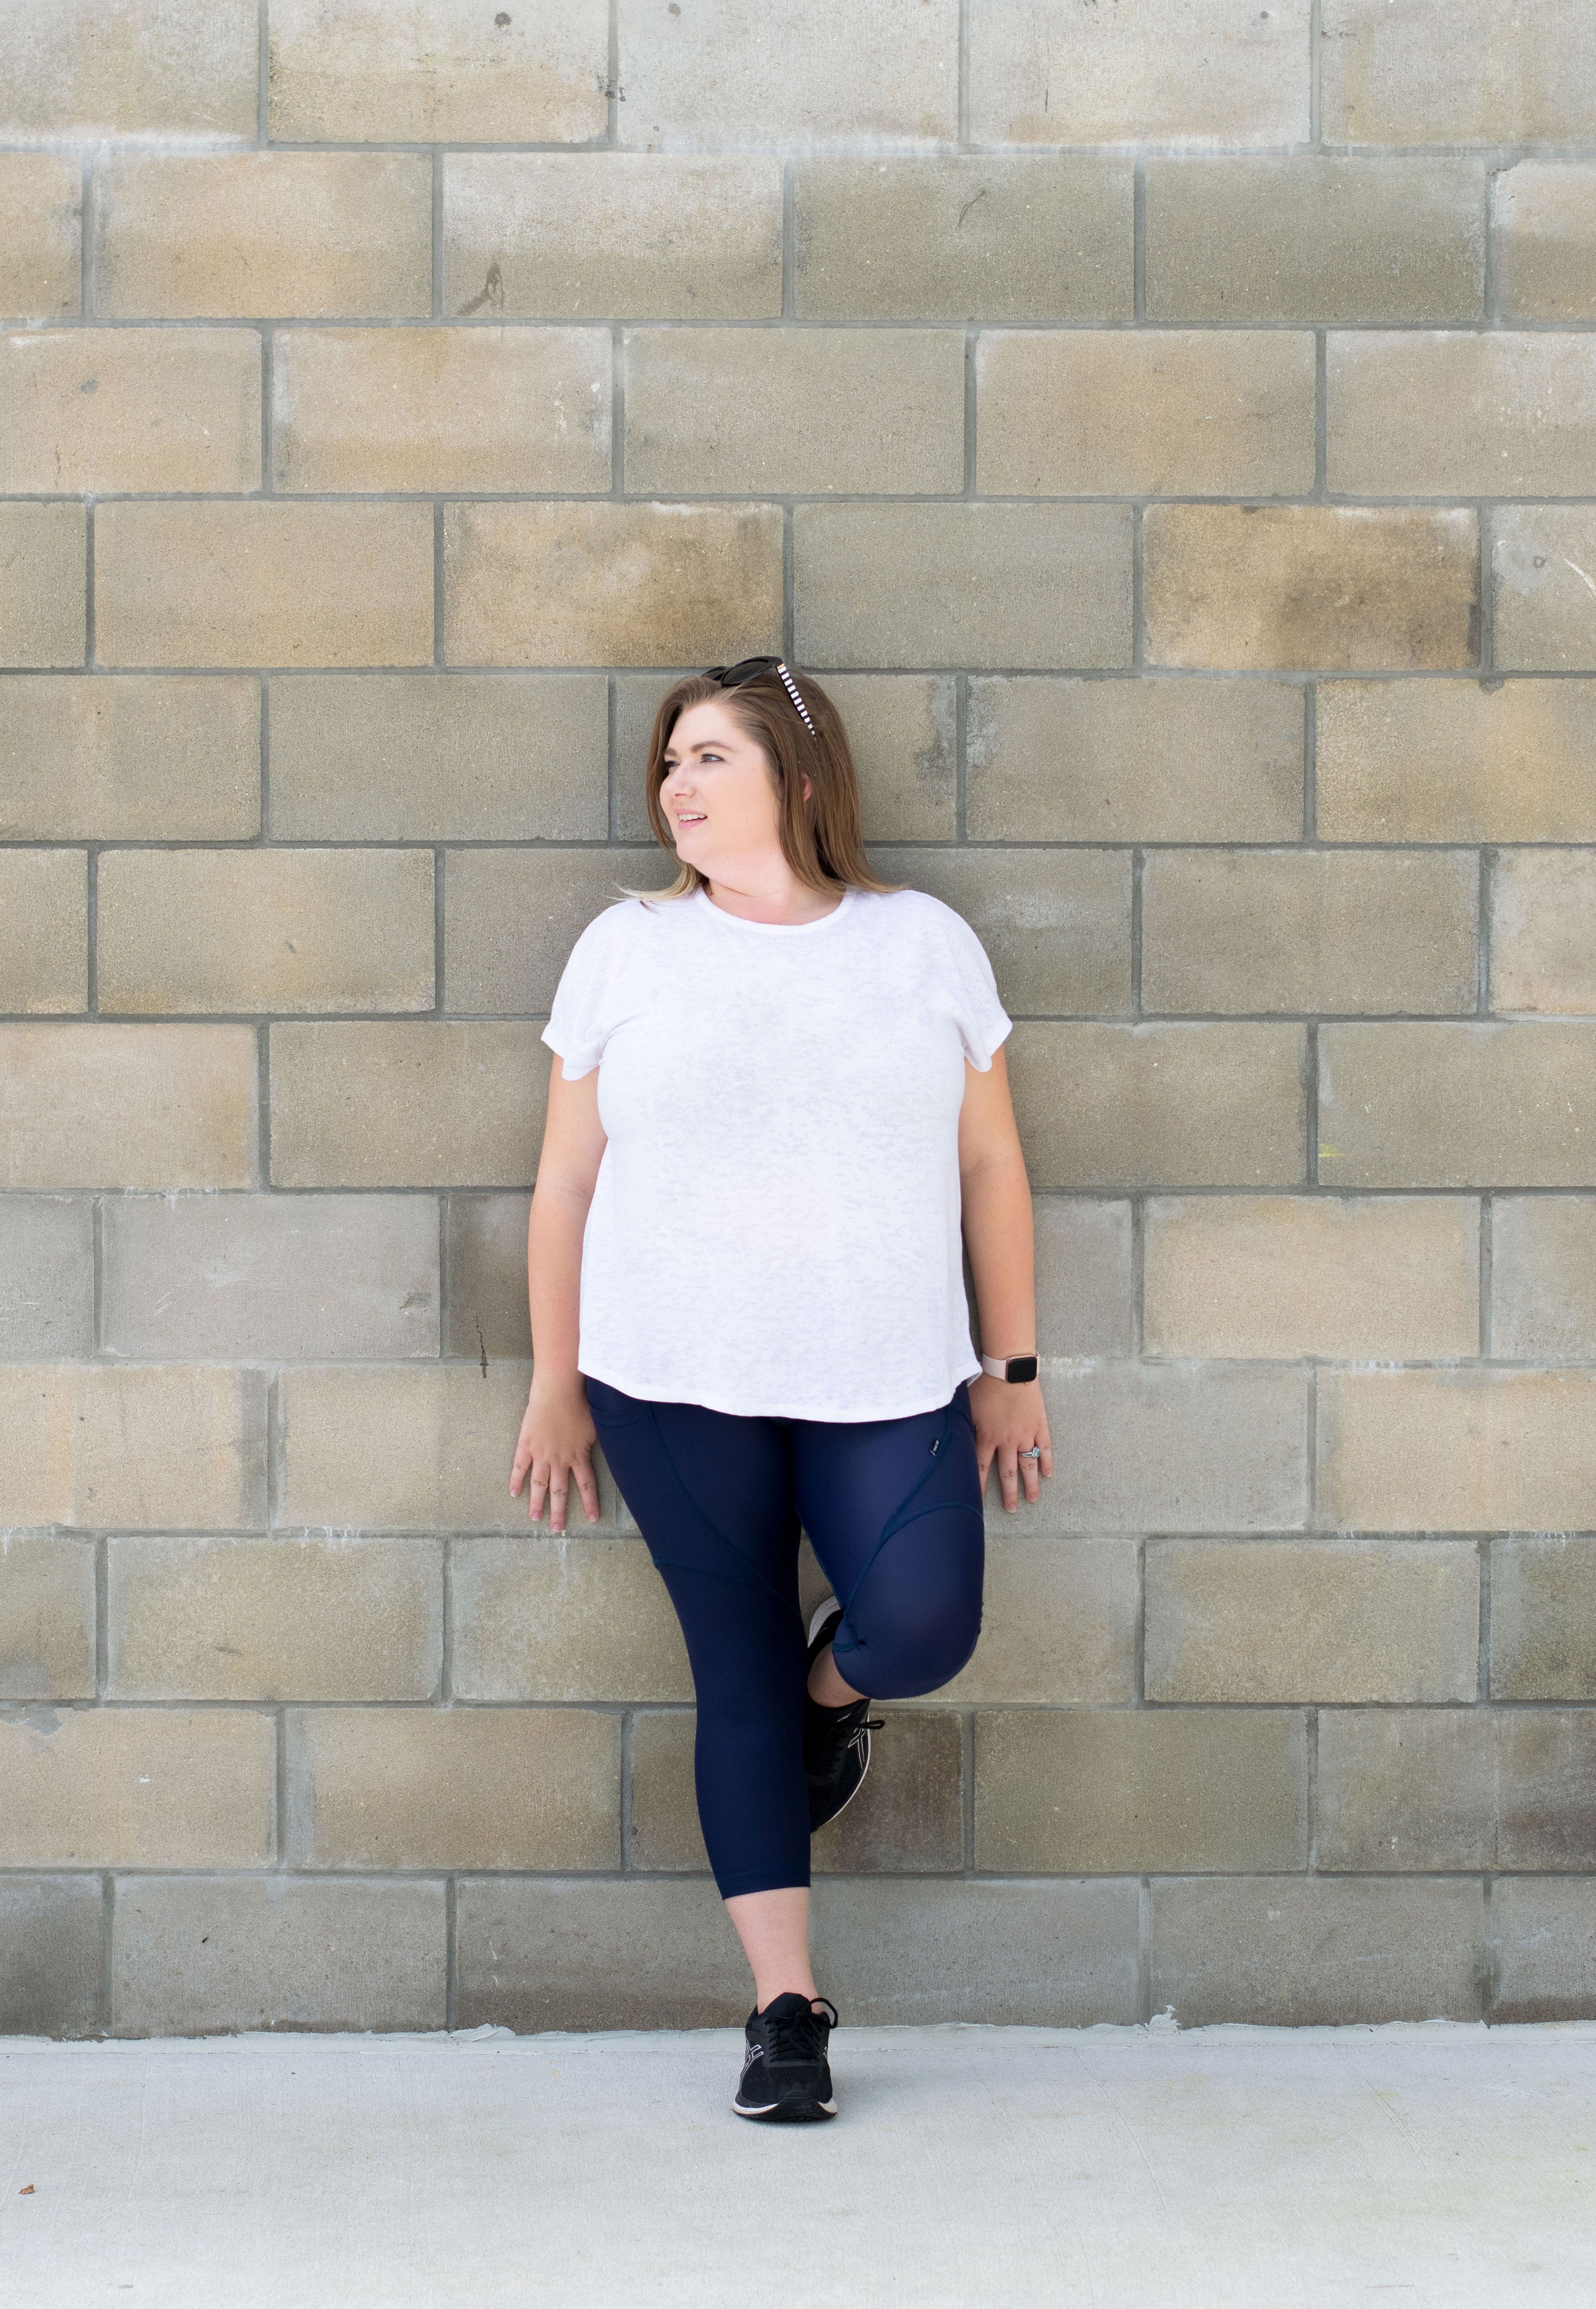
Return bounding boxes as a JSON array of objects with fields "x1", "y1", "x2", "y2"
[{"x1": 800, "y1": 771, "x2": 814, "y2": 802}]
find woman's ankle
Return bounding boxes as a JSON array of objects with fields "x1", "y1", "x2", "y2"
[
  {"x1": 753, "y1": 1979, "x2": 820, "y2": 2010},
  {"x1": 806, "y1": 1641, "x2": 866, "y2": 1709}
]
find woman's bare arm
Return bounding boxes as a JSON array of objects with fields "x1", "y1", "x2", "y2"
[
  {"x1": 508, "y1": 1056, "x2": 609, "y2": 1531},
  {"x1": 958, "y1": 1046, "x2": 1053, "y2": 1511}
]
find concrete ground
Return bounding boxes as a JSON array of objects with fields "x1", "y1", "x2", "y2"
[{"x1": 4, "y1": 2021, "x2": 1595, "y2": 2307}]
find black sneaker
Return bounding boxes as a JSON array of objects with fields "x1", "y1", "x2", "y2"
[
  {"x1": 804, "y1": 1598, "x2": 883, "y2": 1833},
  {"x1": 733, "y1": 1991, "x2": 839, "y2": 2123}
]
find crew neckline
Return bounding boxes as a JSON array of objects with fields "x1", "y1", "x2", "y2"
[{"x1": 692, "y1": 884, "x2": 857, "y2": 936}]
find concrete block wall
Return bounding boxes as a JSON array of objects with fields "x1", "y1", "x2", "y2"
[{"x1": 4, "y1": 0, "x2": 1596, "y2": 2037}]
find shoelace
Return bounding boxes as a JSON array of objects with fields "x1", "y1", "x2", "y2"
[
  {"x1": 847, "y1": 1717, "x2": 885, "y2": 1760},
  {"x1": 763, "y1": 1996, "x2": 840, "y2": 2067}
]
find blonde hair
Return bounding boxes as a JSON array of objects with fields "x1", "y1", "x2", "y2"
[{"x1": 612, "y1": 668, "x2": 900, "y2": 905}]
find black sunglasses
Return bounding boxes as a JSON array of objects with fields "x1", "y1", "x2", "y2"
[{"x1": 703, "y1": 656, "x2": 818, "y2": 739}]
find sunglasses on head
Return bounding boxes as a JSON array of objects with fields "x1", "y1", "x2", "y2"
[{"x1": 703, "y1": 656, "x2": 817, "y2": 739}]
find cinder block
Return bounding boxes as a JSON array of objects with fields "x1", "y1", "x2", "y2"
[
  {"x1": 1497, "y1": 163, "x2": 1596, "y2": 323},
  {"x1": 102, "y1": 1192, "x2": 438, "y2": 1362},
  {"x1": 829, "y1": 676, "x2": 958, "y2": 843},
  {"x1": 0, "y1": 328, "x2": 259, "y2": 494},
  {"x1": 269, "y1": 673, "x2": 606, "y2": 843},
  {"x1": 1490, "y1": 1878, "x2": 1596, "y2": 2023},
  {"x1": 1143, "y1": 848, "x2": 1477, "y2": 1017},
  {"x1": 1318, "y1": 1022, "x2": 1596, "y2": 1188},
  {"x1": 813, "y1": 1878, "x2": 1141, "y2": 2026},
  {"x1": 1033, "y1": 1198, "x2": 1133, "y2": 1358},
  {"x1": 1040, "y1": 1361, "x2": 1309, "y2": 1534},
  {"x1": 794, "y1": 156, "x2": 1132, "y2": 321},
  {"x1": 1492, "y1": 1537, "x2": 1596, "y2": 1701},
  {"x1": 1143, "y1": 1194, "x2": 1479, "y2": 1360},
  {"x1": 444, "y1": 853, "x2": 664, "y2": 1015},
  {"x1": 112, "y1": 1876, "x2": 447, "y2": 2038},
  {"x1": 1152, "y1": 1877, "x2": 1483, "y2": 2026},
  {"x1": 106, "y1": 1535, "x2": 441, "y2": 1703},
  {"x1": 277, "y1": 1361, "x2": 539, "y2": 1533},
  {"x1": 1317, "y1": 679, "x2": 1596, "y2": 840},
  {"x1": 0, "y1": 0, "x2": 256, "y2": 141},
  {"x1": 616, "y1": 0, "x2": 959, "y2": 148},
  {"x1": 0, "y1": 153, "x2": 81, "y2": 317},
  {"x1": 871, "y1": 849, "x2": 1132, "y2": 1018},
  {"x1": 97, "y1": 848, "x2": 435, "y2": 1016},
  {"x1": 1143, "y1": 506, "x2": 1479, "y2": 672},
  {"x1": 795, "y1": 503, "x2": 1132, "y2": 671},
  {"x1": 0, "y1": 1195, "x2": 93, "y2": 1357},
  {"x1": 1329, "y1": 334, "x2": 1596, "y2": 497},
  {"x1": 273, "y1": 328, "x2": 611, "y2": 495},
  {"x1": 452, "y1": 1536, "x2": 690, "y2": 1702},
  {"x1": 0, "y1": 1024, "x2": 257, "y2": 1189},
  {"x1": 966, "y1": 677, "x2": 1303, "y2": 843},
  {"x1": 629, "y1": 1706, "x2": 963, "y2": 1876},
  {"x1": 0, "y1": 1878, "x2": 103, "y2": 2037},
  {"x1": 0, "y1": 675, "x2": 259, "y2": 841},
  {"x1": 975, "y1": 1707, "x2": 1307, "y2": 1874},
  {"x1": 1494, "y1": 511, "x2": 1596, "y2": 673},
  {"x1": 0, "y1": 1535, "x2": 95, "y2": 1701},
  {"x1": 612, "y1": 674, "x2": 679, "y2": 840},
  {"x1": 1491, "y1": 1197, "x2": 1596, "y2": 1361},
  {"x1": 1146, "y1": 1539, "x2": 1479, "y2": 1704},
  {"x1": 0, "y1": 1706, "x2": 274, "y2": 1868},
  {"x1": 445, "y1": 501, "x2": 782, "y2": 669},
  {"x1": 269, "y1": 1021, "x2": 545, "y2": 1188},
  {"x1": 1144, "y1": 156, "x2": 1485, "y2": 324},
  {"x1": 268, "y1": 0, "x2": 607, "y2": 142},
  {"x1": 443, "y1": 154, "x2": 782, "y2": 321},
  {"x1": 445, "y1": 1192, "x2": 533, "y2": 1359},
  {"x1": 0, "y1": 850, "x2": 86, "y2": 1013},
  {"x1": 938, "y1": 1535, "x2": 1137, "y2": 1703},
  {"x1": 1319, "y1": 1369, "x2": 1596, "y2": 1532},
  {"x1": 625, "y1": 327, "x2": 963, "y2": 496},
  {"x1": 1491, "y1": 850, "x2": 1596, "y2": 1014},
  {"x1": 95, "y1": 502, "x2": 434, "y2": 670},
  {"x1": 1007, "y1": 1021, "x2": 1306, "y2": 1189},
  {"x1": 977, "y1": 330, "x2": 1315, "y2": 498},
  {"x1": 969, "y1": 0, "x2": 1310, "y2": 145},
  {"x1": 1321, "y1": 0, "x2": 1594, "y2": 144},
  {"x1": 93, "y1": 153, "x2": 430, "y2": 319},
  {"x1": 0, "y1": 1364, "x2": 266, "y2": 1532},
  {"x1": 0, "y1": 502, "x2": 85, "y2": 668},
  {"x1": 456, "y1": 1876, "x2": 751, "y2": 2030},
  {"x1": 286, "y1": 1706, "x2": 619, "y2": 1871},
  {"x1": 1318, "y1": 1707, "x2": 1596, "y2": 1873}
]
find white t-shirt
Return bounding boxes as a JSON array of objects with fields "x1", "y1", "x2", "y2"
[{"x1": 541, "y1": 882, "x2": 1013, "y2": 1422}]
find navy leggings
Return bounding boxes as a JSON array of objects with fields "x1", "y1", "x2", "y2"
[{"x1": 585, "y1": 1374, "x2": 986, "y2": 1899}]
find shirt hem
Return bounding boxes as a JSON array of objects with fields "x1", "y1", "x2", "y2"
[{"x1": 578, "y1": 1357, "x2": 983, "y2": 1425}]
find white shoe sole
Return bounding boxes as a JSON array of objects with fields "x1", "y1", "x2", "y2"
[{"x1": 732, "y1": 2093, "x2": 839, "y2": 2120}]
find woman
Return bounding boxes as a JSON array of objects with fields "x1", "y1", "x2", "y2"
[{"x1": 509, "y1": 657, "x2": 1053, "y2": 2124}]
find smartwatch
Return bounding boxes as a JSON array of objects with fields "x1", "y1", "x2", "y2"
[{"x1": 979, "y1": 1352, "x2": 1038, "y2": 1383}]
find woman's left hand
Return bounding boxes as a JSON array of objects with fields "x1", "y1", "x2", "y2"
[{"x1": 970, "y1": 1374, "x2": 1053, "y2": 1513}]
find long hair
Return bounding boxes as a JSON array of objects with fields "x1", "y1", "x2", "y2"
[{"x1": 613, "y1": 668, "x2": 900, "y2": 904}]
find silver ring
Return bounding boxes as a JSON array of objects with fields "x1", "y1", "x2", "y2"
[{"x1": 1018, "y1": 1446, "x2": 1041, "y2": 1459}]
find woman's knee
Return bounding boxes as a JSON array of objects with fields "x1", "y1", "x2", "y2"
[{"x1": 836, "y1": 1566, "x2": 983, "y2": 1698}]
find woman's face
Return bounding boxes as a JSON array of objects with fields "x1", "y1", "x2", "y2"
[{"x1": 660, "y1": 698, "x2": 808, "y2": 878}]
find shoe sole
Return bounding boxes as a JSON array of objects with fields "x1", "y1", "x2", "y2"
[{"x1": 733, "y1": 2094, "x2": 838, "y2": 2122}]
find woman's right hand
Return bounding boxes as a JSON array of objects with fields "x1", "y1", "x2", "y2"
[{"x1": 509, "y1": 1378, "x2": 602, "y2": 1532}]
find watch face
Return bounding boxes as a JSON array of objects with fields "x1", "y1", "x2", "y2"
[{"x1": 1007, "y1": 1355, "x2": 1038, "y2": 1383}]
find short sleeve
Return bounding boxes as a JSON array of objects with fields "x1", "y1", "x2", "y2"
[
  {"x1": 541, "y1": 905, "x2": 629, "y2": 1081},
  {"x1": 937, "y1": 905, "x2": 1012, "y2": 1072}
]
